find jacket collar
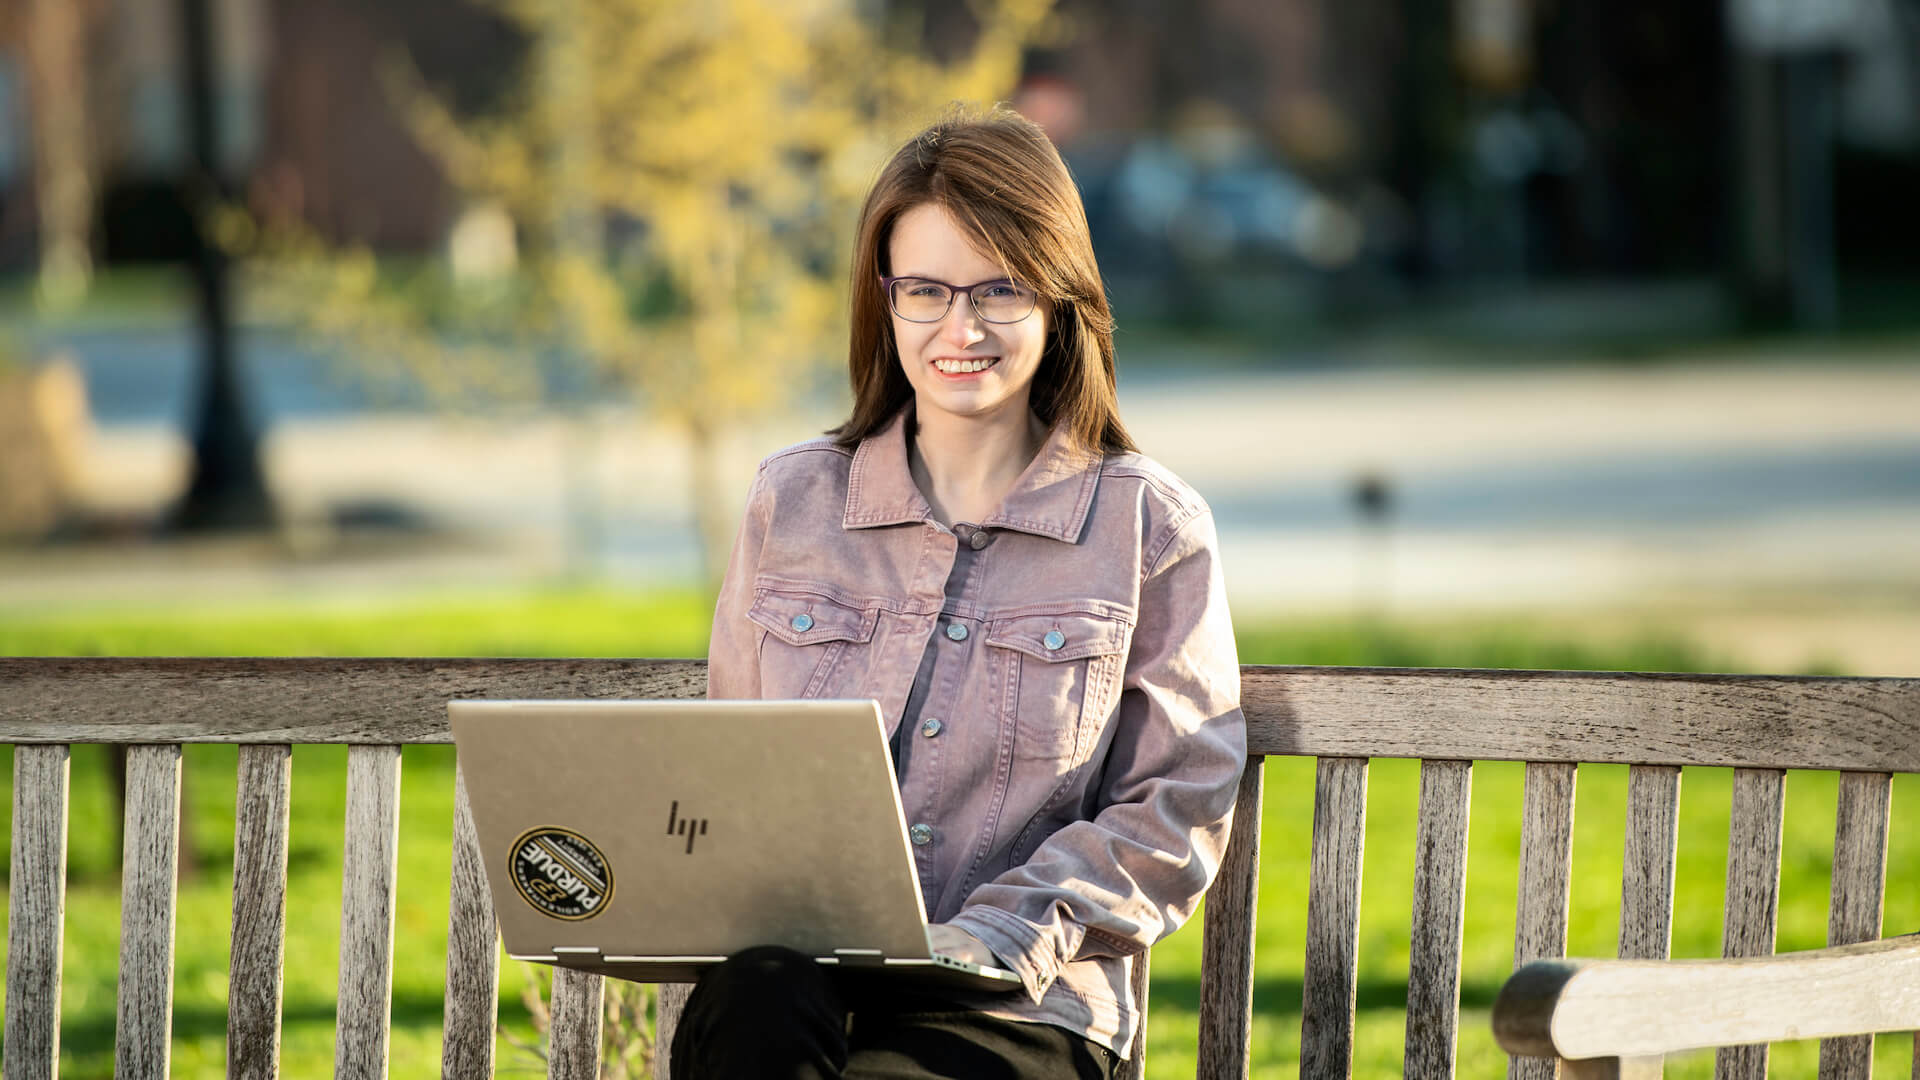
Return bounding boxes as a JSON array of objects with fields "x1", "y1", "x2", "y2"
[{"x1": 843, "y1": 405, "x2": 1102, "y2": 543}]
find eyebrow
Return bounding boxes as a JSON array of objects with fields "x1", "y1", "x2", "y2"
[{"x1": 893, "y1": 274, "x2": 1015, "y2": 285}]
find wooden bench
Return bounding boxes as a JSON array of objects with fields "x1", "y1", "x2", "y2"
[{"x1": 2, "y1": 658, "x2": 1916, "y2": 1079}]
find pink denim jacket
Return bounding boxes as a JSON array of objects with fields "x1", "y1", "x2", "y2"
[{"x1": 706, "y1": 406, "x2": 1247, "y2": 1056}]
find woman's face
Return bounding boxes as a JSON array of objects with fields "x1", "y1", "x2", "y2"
[{"x1": 886, "y1": 202, "x2": 1047, "y2": 426}]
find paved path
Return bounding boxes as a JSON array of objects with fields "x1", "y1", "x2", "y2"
[{"x1": 8, "y1": 354, "x2": 1919, "y2": 674}]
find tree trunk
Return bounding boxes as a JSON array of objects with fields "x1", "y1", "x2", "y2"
[
  {"x1": 26, "y1": 0, "x2": 95, "y2": 308},
  {"x1": 686, "y1": 414, "x2": 730, "y2": 589}
]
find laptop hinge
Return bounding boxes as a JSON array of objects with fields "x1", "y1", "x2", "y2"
[{"x1": 832, "y1": 948, "x2": 887, "y2": 967}]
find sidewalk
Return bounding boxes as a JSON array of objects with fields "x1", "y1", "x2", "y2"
[{"x1": 6, "y1": 357, "x2": 1918, "y2": 675}]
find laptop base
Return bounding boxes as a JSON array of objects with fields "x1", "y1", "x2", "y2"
[{"x1": 527, "y1": 954, "x2": 1024, "y2": 994}]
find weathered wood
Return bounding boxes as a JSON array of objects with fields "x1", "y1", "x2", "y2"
[
  {"x1": 0, "y1": 658, "x2": 708, "y2": 743},
  {"x1": 1819, "y1": 770, "x2": 1892, "y2": 1080},
  {"x1": 0, "y1": 660, "x2": 1913, "y2": 1080},
  {"x1": 1198, "y1": 759, "x2": 1266, "y2": 1080},
  {"x1": 1619, "y1": 766, "x2": 1681, "y2": 962},
  {"x1": 4, "y1": 744, "x2": 70, "y2": 1080},
  {"x1": 442, "y1": 764, "x2": 500, "y2": 1080},
  {"x1": 1405, "y1": 759, "x2": 1473, "y2": 1080},
  {"x1": 334, "y1": 745, "x2": 402, "y2": 1080},
  {"x1": 1495, "y1": 936, "x2": 1920, "y2": 1061},
  {"x1": 1114, "y1": 948, "x2": 1150, "y2": 1080},
  {"x1": 653, "y1": 983, "x2": 692, "y2": 1080},
  {"x1": 548, "y1": 967, "x2": 604, "y2": 1080},
  {"x1": 116, "y1": 743, "x2": 183, "y2": 1080},
  {"x1": 1715, "y1": 768, "x2": 1785, "y2": 1080},
  {"x1": 1302, "y1": 756, "x2": 1369, "y2": 1080},
  {"x1": 1511, "y1": 762, "x2": 1577, "y2": 1080},
  {"x1": 229, "y1": 744, "x2": 293, "y2": 1080},
  {"x1": 4, "y1": 661, "x2": 1918, "y2": 771}
]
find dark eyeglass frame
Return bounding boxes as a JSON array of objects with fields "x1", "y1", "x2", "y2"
[{"x1": 879, "y1": 275, "x2": 1038, "y2": 325}]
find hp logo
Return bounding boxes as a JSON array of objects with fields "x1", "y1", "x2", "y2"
[{"x1": 666, "y1": 801, "x2": 709, "y2": 854}]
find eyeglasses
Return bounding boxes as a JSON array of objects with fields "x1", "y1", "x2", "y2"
[{"x1": 881, "y1": 275, "x2": 1038, "y2": 325}]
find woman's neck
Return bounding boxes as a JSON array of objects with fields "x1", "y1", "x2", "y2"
[{"x1": 908, "y1": 403, "x2": 1049, "y2": 528}]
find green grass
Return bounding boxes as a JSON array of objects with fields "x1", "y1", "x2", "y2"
[{"x1": 2, "y1": 588, "x2": 1915, "y2": 1078}]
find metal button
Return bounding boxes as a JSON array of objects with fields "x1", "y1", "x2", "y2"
[
  {"x1": 909, "y1": 823, "x2": 934, "y2": 846},
  {"x1": 921, "y1": 717, "x2": 943, "y2": 737},
  {"x1": 968, "y1": 530, "x2": 989, "y2": 550},
  {"x1": 946, "y1": 623, "x2": 969, "y2": 642},
  {"x1": 1043, "y1": 629, "x2": 1066, "y2": 651},
  {"x1": 791, "y1": 613, "x2": 814, "y2": 633}
]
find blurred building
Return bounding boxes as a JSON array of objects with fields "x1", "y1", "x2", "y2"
[
  {"x1": 0, "y1": 0, "x2": 1915, "y2": 328},
  {"x1": 0, "y1": 0, "x2": 520, "y2": 269}
]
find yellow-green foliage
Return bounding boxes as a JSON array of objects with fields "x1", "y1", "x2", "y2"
[{"x1": 241, "y1": 0, "x2": 1063, "y2": 426}]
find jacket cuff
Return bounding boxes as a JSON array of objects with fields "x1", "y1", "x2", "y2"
[{"x1": 946, "y1": 905, "x2": 1081, "y2": 1005}]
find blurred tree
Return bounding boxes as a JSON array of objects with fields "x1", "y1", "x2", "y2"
[{"x1": 244, "y1": 0, "x2": 1060, "y2": 581}]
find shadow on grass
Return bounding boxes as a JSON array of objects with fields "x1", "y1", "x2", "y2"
[
  {"x1": 58, "y1": 989, "x2": 520, "y2": 1053},
  {"x1": 1148, "y1": 973, "x2": 1505, "y2": 1015}
]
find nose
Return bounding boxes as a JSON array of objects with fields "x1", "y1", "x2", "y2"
[{"x1": 939, "y1": 291, "x2": 987, "y2": 346}]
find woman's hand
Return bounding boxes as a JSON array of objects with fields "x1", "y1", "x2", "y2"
[{"x1": 927, "y1": 922, "x2": 1003, "y2": 968}]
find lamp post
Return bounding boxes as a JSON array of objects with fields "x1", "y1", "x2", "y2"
[{"x1": 172, "y1": 0, "x2": 273, "y2": 532}]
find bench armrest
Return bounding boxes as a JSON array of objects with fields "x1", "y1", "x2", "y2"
[{"x1": 1493, "y1": 933, "x2": 1920, "y2": 1061}]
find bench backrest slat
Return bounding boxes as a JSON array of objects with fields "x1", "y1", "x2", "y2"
[
  {"x1": 1196, "y1": 758, "x2": 1267, "y2": 1080},
  {"x1": 1405, "y1": 759, "x2": 1473, "y2": 1079},
  {"x1": 1301, "y1": 756, "x2": 1369, "y2": 1079},
  {"x1": 9, "y1": 663, "x2": 1918, "y2": 772},
  {"x1": 335, "y1": 744, "x2": 403, "y2": 1080},
  {"x1": 653, "y1": 983, "x2": 693, "y2": 1077},
  {"x1": 4, "y1": 743, "x2": 70, "y2": 1080},
  {"x1": 443, "y1": 765, "x2": 501, "y2": 1080},
  {"x1": 117, "y1": 743, "x2": 183, "y2": 1080},
  {"x1": 1716, "y1": 767, "x2": 1785, "y2": 1080},
  {"x1": 548, "y1": 969, "x2": 605, "y2": 1079},
  {"x1": 229, "y1": 744, "x2": 293, "y2": 1080},
  {"x1": 1510, "y1": 761, "x2": 1577, "y2": 1080},
  {"x1": 1238, "y1": 670, "x2": 1920, "y2": 770},
  {"x1": 1820, "y1": 770, "x2": 1895, "y2": 1079},
  {"x1": 1618, "y1": 765, "x2": 1681, "y2": 963}
]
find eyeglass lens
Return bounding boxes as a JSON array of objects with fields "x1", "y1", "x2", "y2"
[{"x1": 889, "y1": 279, "x2": 1036, "y2": 324}]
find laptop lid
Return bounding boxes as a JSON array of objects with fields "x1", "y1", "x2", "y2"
[{"x1": 449, "y1": 699, "x2": 936, "y2": 968}]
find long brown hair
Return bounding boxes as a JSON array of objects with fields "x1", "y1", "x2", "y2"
[{"x1": 830, "y1": 106, "x2": 1136, "y2": 454}]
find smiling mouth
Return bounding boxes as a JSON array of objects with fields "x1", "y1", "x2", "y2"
[{"x1": 932, "y1": 356, "x2": 999, "y2": 375}]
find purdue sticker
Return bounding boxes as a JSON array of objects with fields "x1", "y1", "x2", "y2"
[{"x1": 509, "y1": 827, "x2": 614, "y2": 921}]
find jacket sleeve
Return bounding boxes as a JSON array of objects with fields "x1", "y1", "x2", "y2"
[
  {"x1": 706, "y1": 466, "x2": 772, "y2": 700},
  {"x1": 945, "y1": 509, "x2": 1247, "y2": 1003}
]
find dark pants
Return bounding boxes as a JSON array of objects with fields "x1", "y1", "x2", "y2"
[{"x1": 669, "y1": 946, "x2": 1117, "y2": 1080}]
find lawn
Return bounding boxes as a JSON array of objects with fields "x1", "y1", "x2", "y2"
[{"x1": 2, "y1": 588, "x2": 1915, "y2": 1078}]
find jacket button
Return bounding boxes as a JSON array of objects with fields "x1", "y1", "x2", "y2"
[
  {"x1": 1043, "y1": 629, "x2": 1066, "y2": 651},
  {"x1": 909, "y1": 823, "x2": 934, "y2": 846},
  {"x1": 921, "y1": 717, "x2": 943, "y2": 737},
  {"x1": 968, "y1": 530, "x2": 989, "y2": 550},
  {"x1": 791, "y1": 613, "x2": 814, "y2": 632},
  {"x1": 946, "y1": 623, "x2": 969, "y2": 642}
]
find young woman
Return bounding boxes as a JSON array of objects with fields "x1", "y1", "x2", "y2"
[{"x1": 683, "y1": 107, "x2": 1247, "y2": 1080}]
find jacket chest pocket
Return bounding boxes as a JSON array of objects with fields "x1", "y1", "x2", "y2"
[
  {"x1": 985, "y1": 610, "x2": 1130, "y2": 763},
  {"x1": 746, "y1": 589, "x2": 879, "y2": 699}
]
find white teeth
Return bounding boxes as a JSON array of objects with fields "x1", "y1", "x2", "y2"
[{"x1": 934, "y1": 357, "x2": 997, "y2": 374}]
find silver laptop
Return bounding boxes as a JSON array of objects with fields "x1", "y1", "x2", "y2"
[{"x1": 448, "y1": 698, "x2": 1023, "y2": 992}]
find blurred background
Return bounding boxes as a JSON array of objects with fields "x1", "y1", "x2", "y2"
[
  {"x1": 0, "y1": 0, "x2": 1917, "y2": 1076},
  {"x1": 0, "y1": 0, "x2": 1916, "y2": 675}
]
